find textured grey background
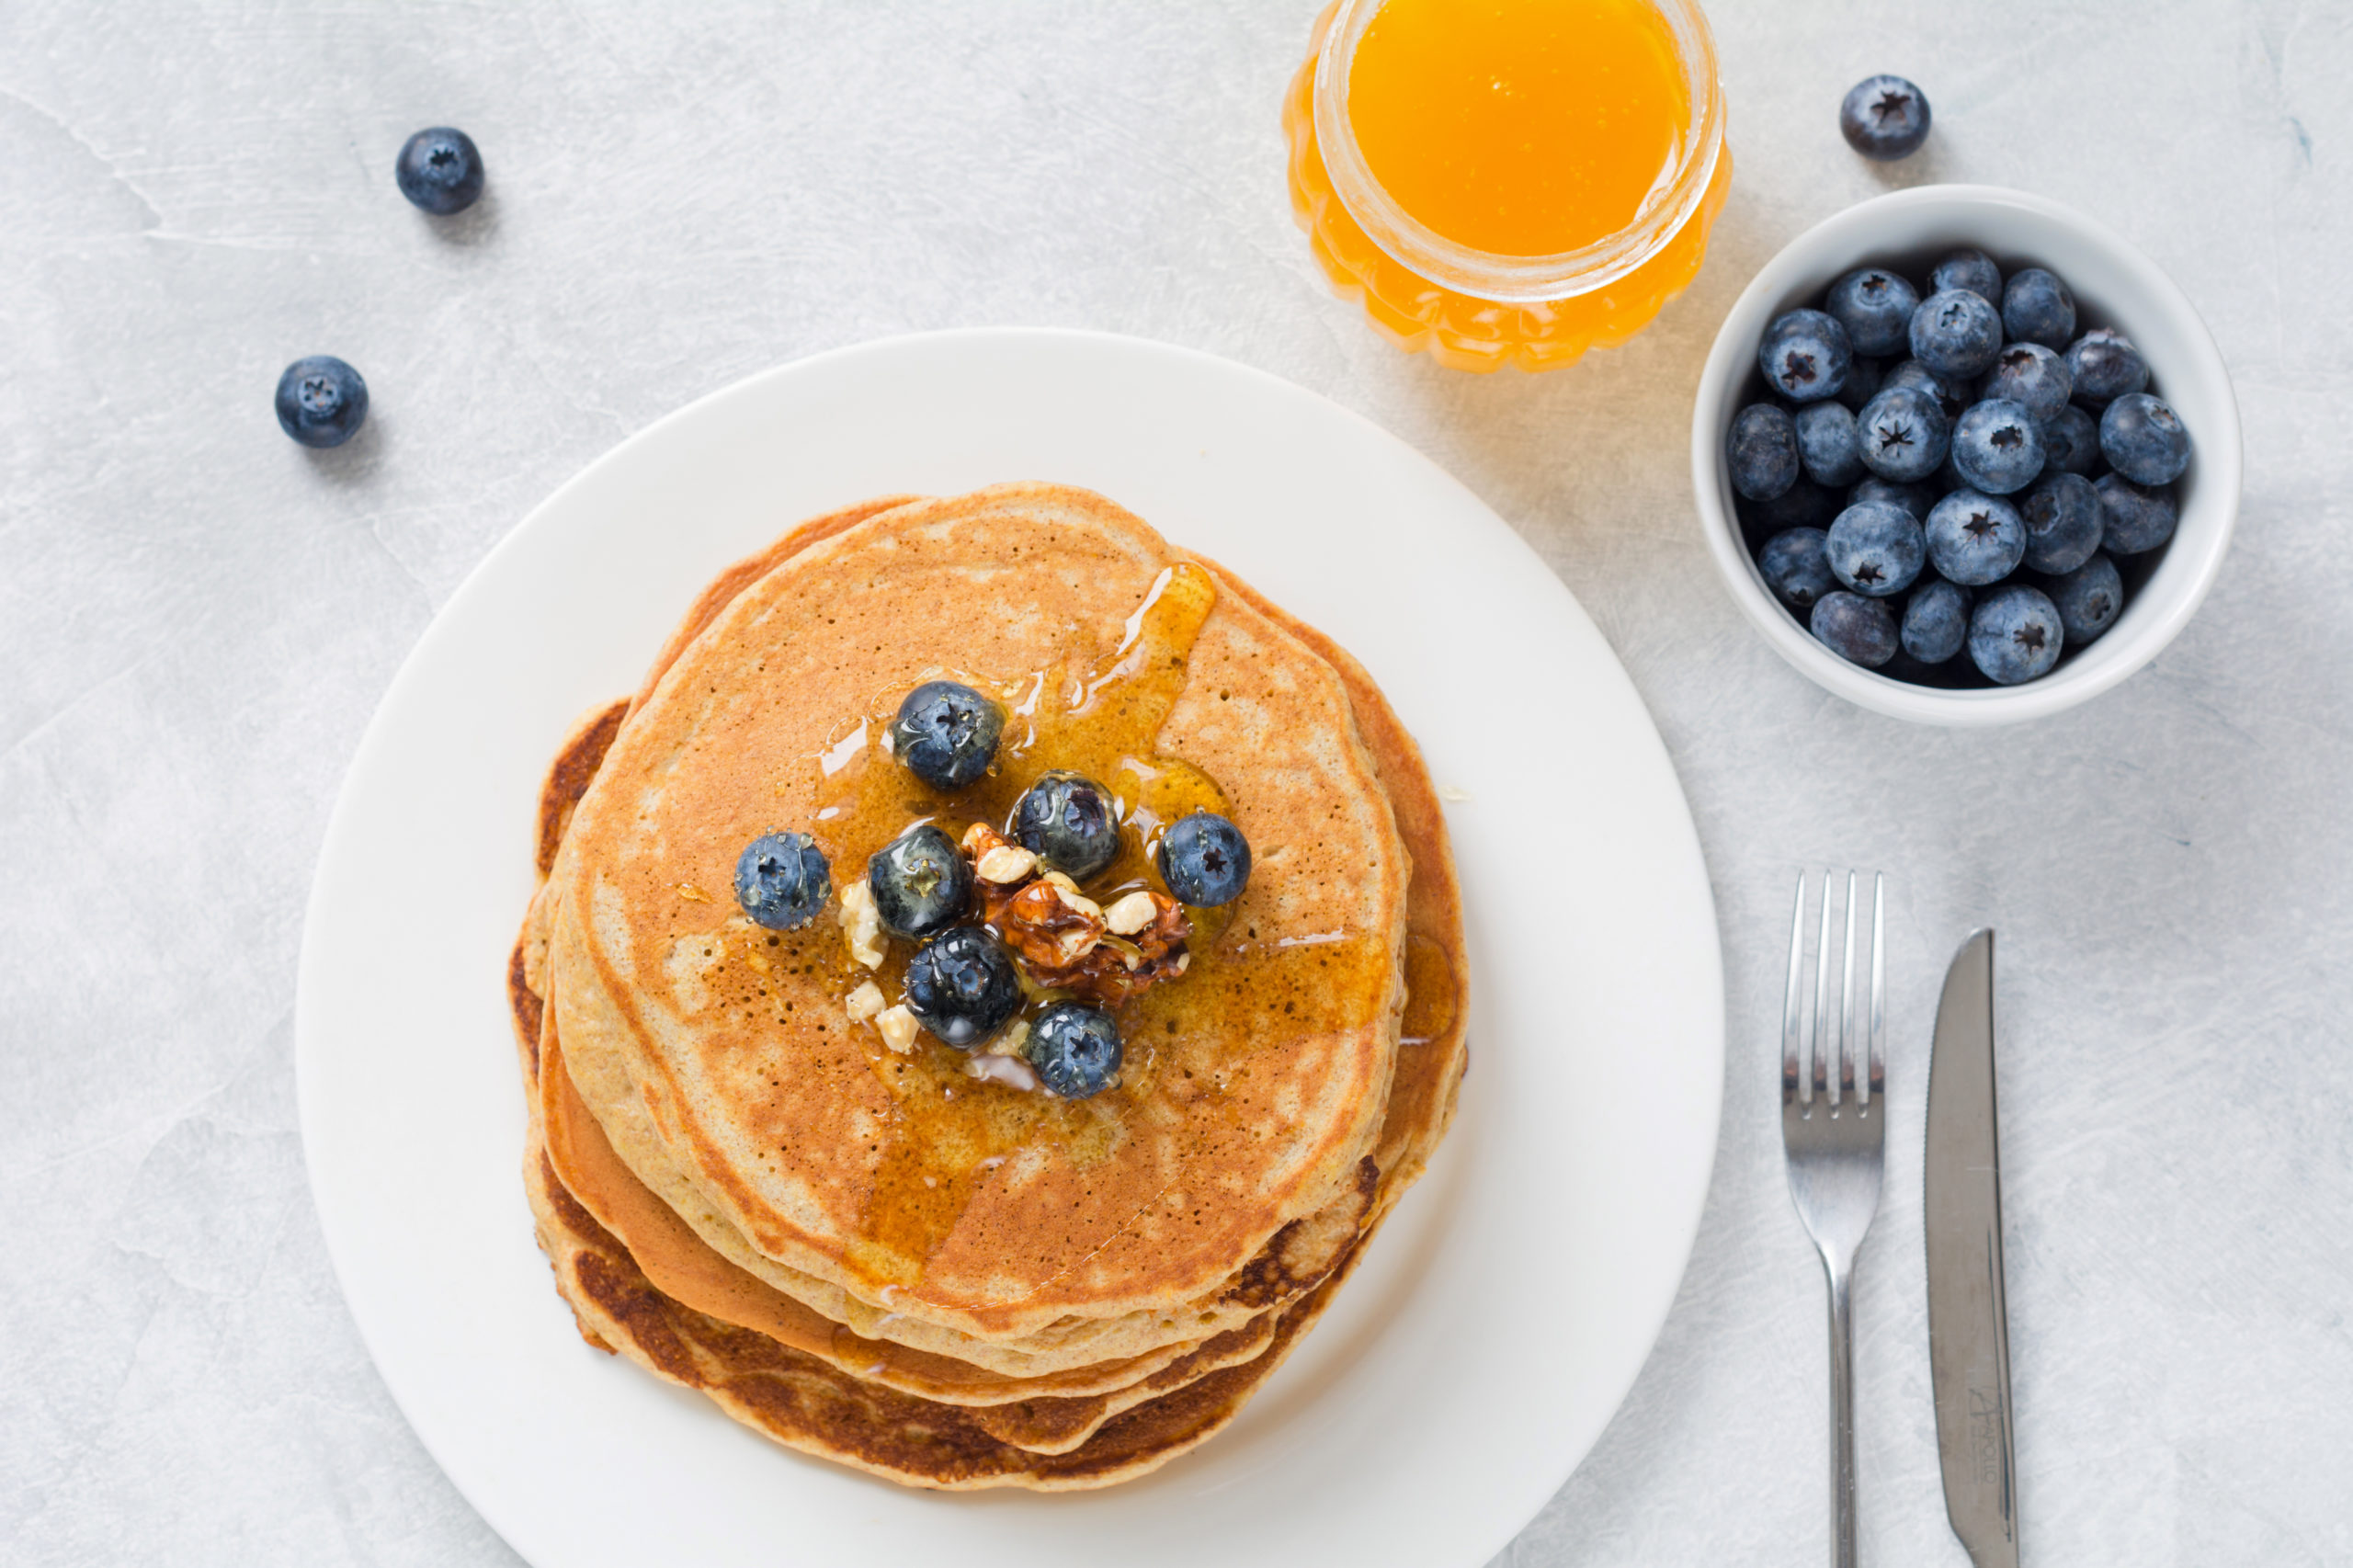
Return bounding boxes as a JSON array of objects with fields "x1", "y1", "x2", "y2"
[{"x1": 4, "y1": 1, "x2": 2347, "y2": 1563}]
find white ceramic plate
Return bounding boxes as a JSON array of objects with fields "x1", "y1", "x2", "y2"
[{"x1": 296, "y1": 329, "x2": 1722, "y2": 1568}]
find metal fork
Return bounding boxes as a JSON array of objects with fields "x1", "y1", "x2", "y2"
[{"x1": 1780, "y1": 869, "x2": 1887, "y2": 1568}]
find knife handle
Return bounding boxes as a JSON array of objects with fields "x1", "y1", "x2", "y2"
[{"x1": 1825, "y1": 1257, "x2": 1859, "y2": 1568}]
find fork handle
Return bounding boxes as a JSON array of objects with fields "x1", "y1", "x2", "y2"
[{"x1": 1824, "y1": 1257, "x2": 1859, "y2": 1568}]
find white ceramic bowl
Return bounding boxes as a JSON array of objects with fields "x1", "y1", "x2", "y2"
[{"x1": 1691, "y1": 185, "x2": 2242, "y2": 725}]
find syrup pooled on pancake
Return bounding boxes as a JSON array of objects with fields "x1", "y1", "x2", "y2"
[{"x1": 800, "y1": 561, "x2": 1384, "y2": 1294}]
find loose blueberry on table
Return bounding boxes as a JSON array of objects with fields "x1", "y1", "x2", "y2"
[
  {"x1": 1731, "y1": 248, "x2": 2194, "y2": 687},
  {"x1": 274, "y1": 356, "x2": 369, "y2": 448},
  {"x1": 1837, "y1": 75, "x2": 1932, "y2": 161},
  {"x1": 395, "y1": 127, "x2": 486, "y2": 215}
]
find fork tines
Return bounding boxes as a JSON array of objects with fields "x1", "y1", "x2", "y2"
[{"x1": 1780, "y1": 869, "x2": 1886, "y2": 1113}]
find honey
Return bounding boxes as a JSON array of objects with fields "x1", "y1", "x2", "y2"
[
  {"x1": 1284, "y1": 0, "x2": 1731, "y2": 372},
  {"x1": 797, "y1": 564, "x2": 1390, "y2": 1295}
]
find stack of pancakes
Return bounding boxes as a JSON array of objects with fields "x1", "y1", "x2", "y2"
[{"x1": 506, "y1": 483, "x2": 1466, "y2": 1489}]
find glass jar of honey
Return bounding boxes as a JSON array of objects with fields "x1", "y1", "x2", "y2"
[{"x1": 1283, "y1": 0, "x2": 1732, "y2": 373}]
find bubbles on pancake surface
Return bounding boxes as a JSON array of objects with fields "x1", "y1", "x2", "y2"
[
  {"x1": 903, "y1": 925, "x2": 1022, "y2": 1050},
  {"x1": 1156, "y1": 812, "x2": 1252, "y2": 906},
  {"x1": 867, "y1": 824, "x2": 972, "y2": 940},
  {"x1": 733, "y1": 831, "x2": 830, "y2": 930},
  {"x1": 1024, "y1": 1002, "x2": 1123, "y2": 1099},
  {"x1": 890, "y1": 680, "x2": 1004, "y2": 790},
  {"x1": 1010, "y1": 771, "x2": 1120, "y2": 881}
]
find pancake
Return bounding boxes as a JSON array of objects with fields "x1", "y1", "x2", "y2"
[
  {"x1": 547, "y1": 483, "x2": 1413, "y2": 1346},
  {"x1": 506, "y1": 487, "x2": 1468, "y2": 1487}
]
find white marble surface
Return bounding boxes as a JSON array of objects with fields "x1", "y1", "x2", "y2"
[{"x1": 5, "y1": 2, "x2": 2348, "y2": 1562}]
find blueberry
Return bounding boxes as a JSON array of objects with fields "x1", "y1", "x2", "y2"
[
  {"x1": 2093, "y1": 474, "x2": 2178, "y2": 555},
  {"x1": 1824, "y1": 269, "x2": 1921, "y2": 358},
  {"x1": 1736, "y1": 479, "x2": 1841, "y2": 545},
  {"x1": 2099, "y1": 392, "x2": 2191, "y2": 484},
  {"x1": 1838, "y1": 75, "x2": 1931, "y2": 160},
  {"x1": 2002, "y1": 268, "x2": 2076, "y2": 349},
  {"x1": 2065, "y1": 328, "x2": 2149, "y2": 408},
  {"x1": 2018, "y1": 472, "x2": 2104, "y2": 574},
  {"x1": 1810, "y1": 592, "x2": 1899, "y2": 667},
  {"x1": 1023, "y1": 1002, "x2": 1124, "y2": 1099},
  {"x1": 867, "y1": 824, "x2": 972, "y2": 940},
  {"x1": 2039, "y1": 403, "x2": 2101, "y2": 476},
  {"x1": 734, "y1": 831, "x2": 831, "y2": 931},
  {"x1": 903, "y1": 926, "x2": 1022, "y2": 1050},
  {"x1": 1825, "y1": 500, "x2": 1925, "y2": 597},
  {"x1": 273, "y1": 356, "x2": 369, "y2": 449},
  {"x1": 1902, "y1": 578, "x2": 1972, "y2": 664},
  {"x1": 1909, "y1": 289, "x2": 2004, "y2": 380},
  {"x1": 892, "y1": 679, "x2": 1004, "y2": 790},
  {"x1": 1835, "y1": 356, "x2": 1885, "y2": 413},
  {"x1": 1758, "y1": 310, "x2": 1853, "y2": 403},
  {"x1": 1968, "y1": 585, "x2": 2064, "y2": 685},
  {"x1": 394, "y1": 127, "x2": 486, "y2": 216},
  {"x1": 1978, "y1": 343, "x2": 2073, "y2": 423},
  {"x1": 1929, "y1": 249, "x2": 2004, "y2": 305},
  {"x1": 1848, "y1": 476, "x2": 1937, "y2": 518},
  {"x1": 1157, "y1": 811, "x2": 1252, "y2": 906},
  {"x1": 1950, "y1": 399, "x2": 2046, "y2": 495},
  {"x1": 1883, "y1": 358, "x2": 1970, "y2": 424},
  {"x1": 1794, "y1": 401, "x2": 1865, "y2": 487},
  {"x1": 1011, "y1": 770, "x2": 1121, "y2": 881},
  {"x1": 1855, "y1": 386, "x2": 1951, "y2": 483},
  {"x1": 1727, "y1": 403, "x2": 1802, "y2": 501},
  {"x1": 1924, "y1": 490, "x2": 2028, "y2": 585},
  {"x1": 1754, "y1": 528, "x2": 1833, "y2": 614},
  {"x1": 2048, "y1": 553, "x2": 2124, "y2": 645}
]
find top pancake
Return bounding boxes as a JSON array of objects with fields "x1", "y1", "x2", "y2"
[{"x1": 548, "y1": 483, "x2": 1412, "y2": 1341}]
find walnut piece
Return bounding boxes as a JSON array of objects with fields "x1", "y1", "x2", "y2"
[
  {"x1": 874, "y1": 1004, "x2": 919, "y2": 1054},
  {"x1": 837, "y1": 879, "x2": 884, "y2": 969}
]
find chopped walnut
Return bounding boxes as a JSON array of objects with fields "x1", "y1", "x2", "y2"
[
  {"x1": 845, "y1": 980, "x2": 885, "y2": 1023},
  {"x1": 976, "y1": 844, "x2": 1038, "y2": 884},
  {"x1": 1102, "y1": 890, "x2": 1157, "y2": 936},
  {"x1": 874, "y1": 1004, "x2": 919, "y2": 1054},
  {"x1": 837, "y1": 879, "x2": 884, "y2": 969},
  {"x1": 1008, "y1": 886, "x2": 1189, "y2": 1006},
  {"x1": 955, "y1": 820, "x2": 1191, "y2": 1006}
]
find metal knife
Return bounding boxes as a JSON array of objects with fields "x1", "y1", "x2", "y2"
[{"x1": 1926, "y1": 929, "x2": 2019, "y2": 1568}]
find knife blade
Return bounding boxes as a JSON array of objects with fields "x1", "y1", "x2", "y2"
[{"x1": 1926, "y1": 928, "x2": 2019, "y2": 1568}]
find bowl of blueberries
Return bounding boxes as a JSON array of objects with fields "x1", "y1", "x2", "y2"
[{"x1": 1692, "y1": 184, "x2": 2241, "y2": 724}]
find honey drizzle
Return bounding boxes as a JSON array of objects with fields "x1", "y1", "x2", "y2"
[{"x1": 797, "y1": 563, "x2": 1384, "y2": 1302}]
